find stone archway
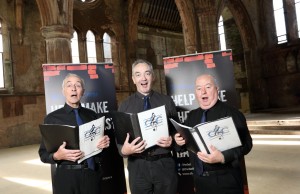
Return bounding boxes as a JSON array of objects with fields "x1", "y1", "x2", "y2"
[
  {"x1": 175, "y1": 0, "x2": 198, "y2": 54},
  {"x1": 224, "y1": 1, "x2": 267, "y2": 111},
  {"x1": 35, "y1": 0, "x2": 74, "y2": 63}
]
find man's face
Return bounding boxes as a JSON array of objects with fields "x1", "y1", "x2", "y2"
[
  {"x1": 195, "y1": 75, "x2": 218, "y2": 110},
  {"x1": 62, "y1": 76, "x2": 84, "y2": 108},
  {"x1": 132, "y1": 62, "x2": 154, "y2": 95}
]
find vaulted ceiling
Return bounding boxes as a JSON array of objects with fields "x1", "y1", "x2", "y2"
[
  {"x1": 138, "y1": 0, "x2": 182, "y2": 32},
  {"x1": 73, "y1": 0, "x2": 183, "y2": 33}
]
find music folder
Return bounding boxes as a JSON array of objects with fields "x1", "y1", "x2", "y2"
[
  {"x1": 39, "y1": 116, "x2": 105, "y2": 163},
  {"x1": 111, "y1": 105, "x2": 169, "y2": 149},
  {"x1": 170, "y1": 117, "x2": 242, "y2": 154},
  {"x1": 39, "y1": 124, "x2": 79, "y2": 153}
]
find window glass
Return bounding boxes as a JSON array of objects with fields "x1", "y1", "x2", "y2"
[
  {"x1": 71, "y1": 31, "x2": 80, "y2": 63},
  {"x1": 218, "y1": 16, "x2": 226, "y2": 50},
  {"x1": 0, "y1": 21, "x2": 4, "y2": 88},
  {"x1": 103, "y1": 33, "x2": 112, "y2": 63},
  {"x1": 86, "y1": 30, "x2": 97, "y2": 63},
  {"x1": 295, "y1": 0, "x2": 300, "y2": 37},
  {"x1": 273, "y1": 0, "x2": 287, "y2": 43}
]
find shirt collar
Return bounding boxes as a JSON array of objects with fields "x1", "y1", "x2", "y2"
[
  {"x1": 64, "y1": 103, "x2": 82, "y2": 113},
  {"x1": 136, "y1": 90, "x2": 154, "y2": 99},
  {"x1": 206, "y1": 100, "x2": 221, "y2": 112}
]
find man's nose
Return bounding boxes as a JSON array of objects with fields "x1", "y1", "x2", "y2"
[{"x1": 141, "y1": 74, "x2": 147, "y2": 80}]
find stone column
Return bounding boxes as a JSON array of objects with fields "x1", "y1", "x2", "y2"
[
  {"x1": 196, "y1": 1, "x2": 219, "y2": 51},
  {"x1": 78, "y1": 32, "x2": 87, "y2": 63},
  {"x1": 95, "y1": 34, "x2": 104, "y2": 62},
  {"x1": 175, "y1": 0, "x2": 198, "y2": 54},
  {"x1": 283, "y1": 0, "x2": 298, "y2": 41},
  {"x1": 41, "y1": 25, "x2": 73, "y2": 63}
]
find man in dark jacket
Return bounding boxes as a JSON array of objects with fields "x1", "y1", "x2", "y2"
[
  {"x1": 38, "y1": 73, "x2": 110, "y2": 194},
  {"x1": 118, "y1": 59, "x2": 178, "y2": 194},
  {"x1": 174, "y1": 74, "x2": 252, "y2": 194}
]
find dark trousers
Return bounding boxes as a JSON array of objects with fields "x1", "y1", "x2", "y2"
[
  {"x1": 128, "y1": 157, "x2": 178, "y2": 194},
  {"x1": 53, "y1": 167, "x2": 102, "y2": 194},
  {"x1": 194, "y1": 169, "x2": 243, "y2": 194}
]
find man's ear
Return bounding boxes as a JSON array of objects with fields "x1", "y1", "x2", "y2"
[{"x1": 132, "y1": 76, "x2": 136, "y2": 84}]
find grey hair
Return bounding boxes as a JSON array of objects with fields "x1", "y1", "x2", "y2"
[
  {"x1": 62, "y1": 73, "x2": 85, "y2": 89},
  {"x1": 131, "y1": 59, "x2": 154, "y2": 75},
  {"x1": 196, "y1": 74, "x2": 219, "y2": 88}
]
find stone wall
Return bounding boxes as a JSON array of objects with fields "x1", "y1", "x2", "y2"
[
  {"x1": 0, "y1": 95, "x2": 45, "y2": 148},
  {"x1": 0, "y1": 0, "x2": 46, "y2": 148},
  {"x1": 136, "y1": 26, "x2": 185, "y2": 95}
]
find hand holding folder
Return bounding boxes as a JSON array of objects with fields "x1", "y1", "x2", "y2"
[
  {"x1": 111, "y1": 105, "x2": 169, "y2": 149},
  {"x1": 39, "y1": 116, "x2": 105, "y2": 163},
  {"x1": 170, "y1": 117, "x2": 242, "y2": 154}
]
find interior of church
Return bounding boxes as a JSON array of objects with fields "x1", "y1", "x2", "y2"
[{"x1": 0, "y1": 0, "x2": 300, "y2": 193}]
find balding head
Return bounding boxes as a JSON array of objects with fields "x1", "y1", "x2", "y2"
[{"x1": 194, "y1": 74, "x2": 219, "y2": 110}]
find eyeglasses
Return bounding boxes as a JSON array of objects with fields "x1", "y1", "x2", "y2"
[{"x1": 65, "y1": 83, "x2": 82, "y2": 89}]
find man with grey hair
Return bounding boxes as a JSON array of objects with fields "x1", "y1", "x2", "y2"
[
  {"x1": 174, "y1": 74, "x2": 252, "y2": 194},
  {"x1": 117, "y1": 59, "x2": 178, "y2": 194},
  {"x1": 39, "y1": 73, "x2": 110, "y2": 194}
]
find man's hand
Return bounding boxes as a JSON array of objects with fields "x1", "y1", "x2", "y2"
[
  {"x1": 157, "y1": 136, "x2": 172, "y2": 147},
  {"x1": 174, "y1": 133, "x2": 186, "y2": 146},
  {"x1": 53, "y1": 142, "x2": 83, "y2": 162},
  {"x1": 197, "y1": 145, "x2": 225, "y2": 164},
  {"x1": 97, "y1": 135, "x2": 110, "y2": 149},
  {"x1": 121, "y1": 133, "x2": 146, "y2": 156}
]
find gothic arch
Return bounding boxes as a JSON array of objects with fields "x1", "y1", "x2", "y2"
[
  {"x1": 35, "y1": 0, "x2": 74, "y2": 63},
  {"x1": 175, "y1": 0, "x2": 198, "y2": 54},
  {"x1": 127, "y1": 0, "x2": 143, "y2": 58},
  {"x1": 35, "y1": 0, "x2": 73, "y2": 26},
  {"x1": 223, "y1": 1, "x2": 257, "y2": 50},
  {"x1": 221, "y1": 1, "x2": 265, "y2": 110}
]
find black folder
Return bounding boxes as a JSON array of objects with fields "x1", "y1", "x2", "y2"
[
  {"x1": 170, "y1": 117, "x2": 241, "y2": 154},
  {"x1": 110, "y1": 111, "x2": 142, "y2": 144},
  {"x1": 39, "y1": 124, "x2": 79, "y2": 153}
]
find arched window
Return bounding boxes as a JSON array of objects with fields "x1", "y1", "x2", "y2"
[
  {"x1": 218, "y1": 16, "x2": 226, "y2": 50},
  {"x1": 86, "y1": 30, "x2": 97, "y2": 63},
  {"x1": 295, "y1": 0, "x2": 300, "y2": 37},
  {"x1": 273, "y1": 0, "x2": 287, "y2": 43},
  {"x1": 103, "y1": 33, "x2": 112, "y2": 63},
  {"x1": 0, "y1": 21, "x2": 4, "y2": 88},
  {"x1": 71, "y1": 31, "x2": 80, "y2": 63}
]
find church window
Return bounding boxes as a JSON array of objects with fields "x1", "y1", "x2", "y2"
[
  {"x1": 218, "y1": 16, "x2": 226, "y2": 50},
  {"x1": 0, "y1": 21, "x2": 4, "y2": 88},
  {"x1": 103, "y1": 33, "x2": 112, "y2": 63},
  {"x1": 86, "y1": 30, "x2": 97, "y2": 63},
  {"x1": 295, "y1": 0, "x2": 300, "y2": 37},
  {"x1": 273, "y1": 0, "x2": 287, "y2": 43},
  {"x1": 71, "y1": 31, "x2": 80, "y2": 63}
]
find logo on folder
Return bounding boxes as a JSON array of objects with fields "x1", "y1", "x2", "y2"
[
  {"x1": 84, "y1": 124, "x2": 102, "y2": 141},
  {"x1": 207, "y1": 125, "x2": 230, "y2": 140},
  {"x1": 143, "y1": 112, "x2": 163, "y2": 131}
]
